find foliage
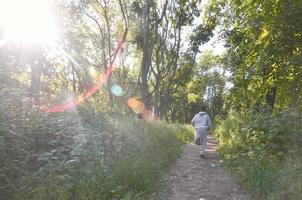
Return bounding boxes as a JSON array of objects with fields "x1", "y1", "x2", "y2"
[
  {"x1": 217, "y1": 0, "x2": 302, "y2": 111},
  {"x1": 0, "y1": 86, "x2": 193, "y2": 199},
  {"x1": 214, "y1": 108, "x2": 302, "y2": 199},
  {"x1": 1, "y1": 0, "x2": 302, "y2": 199},
  {"x1": 209, "y1": 0, "x2": 302, "y2": 198},
  {"x1": 168, "y1": 50, "x2": 228, "y2": 122},
  {"x1": 131, "y1": 0, "x2": 219, "y2": 118},
  {"x1": 0, "y1": 1, "x2": 215, "y2": 199}
]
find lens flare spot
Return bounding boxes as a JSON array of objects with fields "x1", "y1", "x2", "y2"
[
  {"x1": 111, "y1": 84, "x2": 123, "y2": 96},
  {"x1": 142, "y1": 110, "x2": 153, "y2": 121},
  {"x1": 127, "y1": 98, "x2": 146, "y2": 114},
  {"x1": 133, "y1": 102, "x2": 145, "y2": 114},
  {"x1": 127, "y1": 98, "x2": 139, "y2": 109}
]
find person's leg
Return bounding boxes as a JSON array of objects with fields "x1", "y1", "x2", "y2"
[
  {"x1": 194, "y1": 129, "x2": 198, "y2": 141},
  {"x1": 194, "y1": 128, "x2": 201, "y2": 145},
  {"x1": 200, "y1": 128, "x2": 208, "y2": 156}
]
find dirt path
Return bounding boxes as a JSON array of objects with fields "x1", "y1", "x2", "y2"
[{"x1": 158, "y1": 136, "x2": 253, "y2": 200}]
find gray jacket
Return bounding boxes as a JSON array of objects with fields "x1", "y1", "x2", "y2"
[{"x1": 191, "y1": 112, "x2": 212, "y2": 129}]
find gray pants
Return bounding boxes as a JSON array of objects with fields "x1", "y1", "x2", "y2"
[{"x1": 194, "y1": 128, "x2": 207, "y2": 155}]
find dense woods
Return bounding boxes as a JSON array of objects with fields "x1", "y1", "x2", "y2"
[{"x1": 0, "y1": 0, "x2": 302, "y2": 199}]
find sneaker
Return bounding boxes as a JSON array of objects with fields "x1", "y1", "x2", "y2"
[
  {"x1": 194, "y1": 137, "x2": 201, "y2": 145},
  {"x1": 200, "y1": 154, "x2": 205, "y2": 159}
]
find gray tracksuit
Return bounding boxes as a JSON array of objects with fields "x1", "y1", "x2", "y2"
[{"x1": 191, "y1": 112, "x2": 212, "y2": 155}]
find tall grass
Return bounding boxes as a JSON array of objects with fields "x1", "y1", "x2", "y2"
[
  {"x1": 214, "y1": 108, "x2": 302, "y2": 199},
  {"x1": 1, "y1": 99, "x2": 193, "y2": 200}
]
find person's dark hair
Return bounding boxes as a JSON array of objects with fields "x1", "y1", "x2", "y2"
[{"x1": 200, "y1": 105, "x2": 207, "y2": 112}]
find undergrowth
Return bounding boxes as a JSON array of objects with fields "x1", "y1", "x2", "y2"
[
  {"x1": 214, "y1": 108, "x2": 302, "y2": 199},
  {"x1": 0, "y1": 87, "x2": 193, "y2": 200}
]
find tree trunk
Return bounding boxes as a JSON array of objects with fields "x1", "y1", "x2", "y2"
[
  {"x1": 141, "y1": 0, "x2": 152, "y2": 109},
  {"x1": 30, "y1": 62, "x2": 42, "y2": 105},
  {"x1": 103, "y1": 0, "x2": 114, "y2": 109},
  {"x1": 266, "y1": 86, "x2": 277, "y2": 110},
  {"x1": 26, "y1": 44, "x2": 44, "y2": 106}
]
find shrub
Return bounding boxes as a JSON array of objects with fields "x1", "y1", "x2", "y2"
[
  {"x1": 0, "y1": 88, "x2": 193, "y2": 200},
  {"x1": 215, "y1": 108, "x2": 302, "y2": 199}
]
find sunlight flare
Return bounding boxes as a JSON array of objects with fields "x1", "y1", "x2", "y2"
[{"x1": 0, "y1": 0, "x2": 57, "y2": 45}]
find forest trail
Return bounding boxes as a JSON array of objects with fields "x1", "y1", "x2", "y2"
[{"x1": 158, "y1": 136, "x2": 253, "y2": 200}]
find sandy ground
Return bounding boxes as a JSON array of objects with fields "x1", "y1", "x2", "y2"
[{"x1": 158, "y1": 136, "x2": 254, "y2": 200}]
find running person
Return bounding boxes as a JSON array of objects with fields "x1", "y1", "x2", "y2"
[{"x1": 191, "y1": 106, "x2": 212, "y2": 159}]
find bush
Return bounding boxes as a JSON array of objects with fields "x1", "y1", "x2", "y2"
[
  {"x1": 214, "y1": 108, "x2": 302, "y2": 199},
  {"x1": 0, "y1": 88, "x2": 193, "y2": 200}
]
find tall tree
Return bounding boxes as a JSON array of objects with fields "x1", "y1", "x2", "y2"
[
  {"x1": 216, "y1": 0, "x2": 302, "y2": 111},
  {"x1": 133, "y1": 0, "x2": 218, "y2": 118}
]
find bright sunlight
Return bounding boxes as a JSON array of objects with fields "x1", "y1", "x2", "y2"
[{"x1": 0, "y1": 0, "x2": 56, "y2": 45}]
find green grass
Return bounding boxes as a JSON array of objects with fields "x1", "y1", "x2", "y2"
[
  {"x1": 214, "y1": 109, "x2": 302, "y2": 200},
  {"x1": 8, "y1": 111, "x2": 193, "y2": 200}
]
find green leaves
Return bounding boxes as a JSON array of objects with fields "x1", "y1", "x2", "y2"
[
  {"x1": 219, "y1": 0, "x2": 302, "y2": 110},
  {"x1": 0, "y1": 90, "x2": 193, "y2": 200},
  {"x1": 215, "y1": 108, "x2": 302, "y2": 198}
]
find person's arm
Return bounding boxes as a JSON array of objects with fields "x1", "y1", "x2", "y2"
[
  {"x1": 191, "y1": 115, "x2": 196, "y2": 127},
  {"x1": 207, "y1": 115, "x2": 212, "y2": 129}
]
